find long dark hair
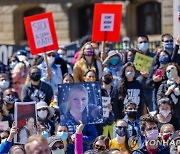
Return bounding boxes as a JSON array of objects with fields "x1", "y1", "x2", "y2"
[{"x1": 118, "y1": 62, "x2": 136, "y2": 99}]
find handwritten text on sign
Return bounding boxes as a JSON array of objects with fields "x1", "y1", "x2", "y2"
[
  {"x1": 102, "y1": 97, "x2": 111, "y2": 118},
  {"x1": 31, "y1": 18, "x2": 53, "y2": 48},
  {"x1": 100, "y1": 14, "x2": 114, "y2": 31},
  {"x1": 133, "y1": 52, "x2": 153, "y2": 73}
]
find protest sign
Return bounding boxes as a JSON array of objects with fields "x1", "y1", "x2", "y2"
[
  {"x1": 92, "y1": 3, "x2": 122, "y2": 42},
  {"x1": 133, "y1": 52, "x2": 153, "y2": 73},
  {"x1": 24, "y1": 12, "x2": 58, "y2": 55},
  {"x1": 0, "y1": 121, "x2": 9, "y2": 130},
  {"x1": 14, "y1": 102, "x2": 37, "y2": 144},
  {"x1": 102, "y1": 97, "x2": 111, "y2": 118},
  {"x1": 58, "y1": 81, "x2": 103, "y2": 125}
]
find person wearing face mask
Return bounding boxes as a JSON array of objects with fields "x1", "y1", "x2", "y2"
[
  {"x1": 155, "y1": 98, "x2": 180, "y2": 131},
  {"x1": 161, "y1": 34, "x2": 180, "y2": 65},
  {"x1": 73, "y1": 42, "x2": 102, "y2": 82},
  {"x1": 48, "y1": 136, "x2": 65, "y2": 154},
  {"x1": 132, "y1": 114, "x2": 170, "y2": 154},
  {"x1": 38, "y1": 50, "x2": 62, "y2": 94},
  {"x1": 123, "y1": 101, "x2": 141, "y2": 138},
  {"x1": 100, "y1": 70, "x2": 117, "y2": 138},
  {"x1": 56, "y1": 47, "x2": 73, "y2": 74},
  {"x1": 160, "y1": 124, "x2": 175, "y2": 144},
  {"x1": 118, "y1": 62, "x2": 145, "y2": 117},
  {"x1": 22, "y1": 66, "x2": 53, "y2": 105},
  {"x1": 0, "y1": 73, "x2": 11, "y2": 93},
  {"x1": 136, "y1": 35, "x2": 155, "y2": 112},
  {"x1": 36, "y1": 101, "x2": 55, "y2": 136},
  {"x1": 109, "y1": 120, "x2": 131, "y2": 153},
  {"x1": 157, "y1": 63, "x2": 180, "y2": 119},
  {"x1": 147, "y1": 49, "x2": 171, "y2": 108},
  {"x1": 103, "y1": 50, "x2": 126, "y2": 86},
  {"x1": 56, "y1": 126, "x2": 74, "y2": 154},
  {"x1": 3, "y1": 88, "x2": 19, "y2": 118}
]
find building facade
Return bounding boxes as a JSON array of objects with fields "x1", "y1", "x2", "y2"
[{"x1": 0, "y1": 0, "x2": 173, "y2": 45}]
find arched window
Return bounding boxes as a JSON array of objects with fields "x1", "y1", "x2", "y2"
[
  {"x1": 14, "y1": 5, "x2": 45, "y2": 45},
  {"x1": 78, "y1": 4, "x2": 94, "y2": 38},
  {"x1": 69, "y1": 4, "x2": 94, "y2": 41},
  {"x1": 137, "y1": 2, "x2": 161, "y2": 35}
]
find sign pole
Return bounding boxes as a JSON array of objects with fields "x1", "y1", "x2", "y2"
[{"x1": 102, "y1": 41, "x2": 106, "y2": 53}]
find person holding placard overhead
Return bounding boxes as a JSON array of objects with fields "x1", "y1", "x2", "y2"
[
  {"x1": 38, "y1": 50, "x2": 62, "y2": 95},
  {"x1": 73, "y1": 42, "x2": 102, "y2": 82}
]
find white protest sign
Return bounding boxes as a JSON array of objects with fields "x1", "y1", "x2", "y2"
[
  {"x1": 0, "y1": 121, "x2": 9, "y2": 130},
  {"x1": 31, "y1": 18, "x2": 53, "y2": 48},
  {"x1": 100, "y1": 14, "x2": 115, "y2": 31},
  {"x1": 102, "y1": 97, "x2": 111, "y2": 118}
]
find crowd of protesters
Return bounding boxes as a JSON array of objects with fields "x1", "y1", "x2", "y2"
[{"x1": 0, "y1": 33, "x2": 179, "y2": 154}]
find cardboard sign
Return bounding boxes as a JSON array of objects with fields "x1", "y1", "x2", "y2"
[
  {"x1": 0, "y1": 121, "x2": 9, "y2": 130},
  {"x1": 58, "y1": 82, "x2": 103, "y2": 125},
  {"x1": 14, "y1": 102, "x2": 37, "y2": 144},
  {"x1": 102, "y1": 97, "x2": 111, "y2": 118},
  {"x1": 133, "y1": 52, "x2": 153, "y2": 73},
  {"x1": 92, "y1": 3, "x2": 122, "y2": 42},
  {"x1": 24, "y1": 12, "x2": 58, "y2": 55}
]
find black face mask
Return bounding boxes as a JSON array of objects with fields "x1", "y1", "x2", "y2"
[
  {"x1": 115, "y1": 127, "x2": 127, "y2": 137},
  {"x1": 103, "y1": 76, "x2": 112, "y2": 84},
  {"x1": 30, "y1": 72, "x2": 41, "y2": 81},
  {"x1": 127, "y1": 110, "x2": 137, "y2": 119}
]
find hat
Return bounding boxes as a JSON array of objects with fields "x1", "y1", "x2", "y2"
[
  {"x1": 102, "y1": 69, "x2": 112, "y2": 76},
  {"x1": 122, "y1": 36, "x2": 130, "y2": 42},
  {"x1": 47, "y1": 136, "x2": 63, "y2": 148},
  {"x1": 36, "y1": 101, "x2": 54, "y2": 118},
  {"x1": 16, "y1": 50, "x2": 28, "y2": 56},
  {"x1": 103, "y1": 50, "x2": 125, "y2": 64},
  {"x1": 169, "y1": 131, "x2": 180, "y2": 141}
]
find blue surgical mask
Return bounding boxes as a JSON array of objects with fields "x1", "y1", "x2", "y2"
[
  {"x1": 10, "y1": 61, "x2": 18, "y2": 69},
  {"x1": 59, "y1": 55, "x2": 67, "y2": 61},
  {"x1": 163, "y1": 42, "x2": 173, "y2": 53},
  {"x1": 138, "y1": 42, "x2": 149, "y2": 52},
  {"x1": 57, "y1": 132, "x2": 68, "y2": 141},
  {"x1": 159, "y1": 56, "x2": 169, "y2": 64},
  {"x1": 166, "y1": 71, "x2": 172, "y2": 80},
  {"x1": 110, "y1": 57, "x2": 119, "y2": 65},
  {"x1": 41, "y1": 131, "x2": 49, "y2": 138}
]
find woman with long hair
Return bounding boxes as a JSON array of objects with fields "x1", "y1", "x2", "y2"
[{"x1": 73, "y1": 42, "x2": 102, "y2": 82}]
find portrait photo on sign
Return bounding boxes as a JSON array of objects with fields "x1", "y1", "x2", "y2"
[
  {"x1": 58, "y1": 81, "x2": 103, "y2": 125},
  {"x1": 14, "y1": 102, "x2": 37, "y2": 144}
]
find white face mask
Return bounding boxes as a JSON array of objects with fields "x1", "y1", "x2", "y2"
[
  {"x1": 94, "y1": 49, "x2": 100, "y2": 56},
  {"x1": 0, "y1": 80, "x2": 9, "y2": 89},
  {"x1": 38, "y1": 110, "x2": 48, "y2": 119},
  {"x1": 52, "y1": 148, "x2": 65, "y2": 154},
  {"x1": 47, "y1": 56, "x2": 55, "y2": 65},
  {"x1": 160, "y1": 110, "x2": 171, "y2": 118}
]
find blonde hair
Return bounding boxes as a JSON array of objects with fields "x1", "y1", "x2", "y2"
[
  {"x1": 66, "y1": 85, "x2": 88, "y2": 113},
  {"x1": 160, "y1": 124, "x2": 175, "y2": 133},
  {"x1": 25, "y1": 135, "x2": 48, "y2": 152}
]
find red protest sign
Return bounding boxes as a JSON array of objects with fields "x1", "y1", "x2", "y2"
[
  {"x1": 92, "y1": 3, "x2": 122, "y2": 42},
  {"x1": 24, "y1": 12, "x2": 58, "y2": 55}
]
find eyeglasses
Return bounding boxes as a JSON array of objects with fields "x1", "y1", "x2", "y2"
[
  {"x1": 47, "y1": 54, "x2": 55, "y2": 57},
  {"x1": 94, "y1": 144, "x2": 106, "y2": 151},
  {"x1": 139, "y1": 41, "x2": 148, "y2": 44},
  {"x1": 51, "y1": 144, "x2": 64, "y2": 150},
  {"x1": 163, "y1": 40, "x2": 173, "y2": 43}
]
